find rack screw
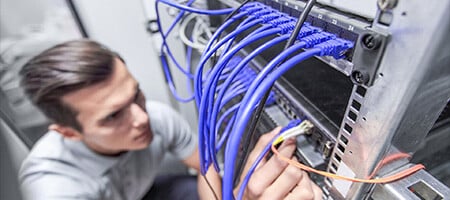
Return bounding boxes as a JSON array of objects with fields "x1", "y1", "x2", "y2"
[
  {"x1": 362, "y1": 34, "x2": 381, "y2": 50},
  {"x1": 352, "y1": 71, "x2": 368, "y2": 84}
]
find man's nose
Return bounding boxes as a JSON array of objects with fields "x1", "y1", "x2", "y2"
[{"x1": 131, "y1": 103, "x2": 148, "y2": 128}]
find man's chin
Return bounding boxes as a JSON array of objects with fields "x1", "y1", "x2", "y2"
[{"x1": 136, "y1": 133, "x2": 153, "y2": 149}]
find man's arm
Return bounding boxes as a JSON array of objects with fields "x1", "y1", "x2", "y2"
[{"x1": 182, "y1": 147, "x2": 222, "y2": 200}]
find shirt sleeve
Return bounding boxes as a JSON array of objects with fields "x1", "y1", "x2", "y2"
[{"x1": 147, "y1": 101, "x2": 197, "y2": 160}]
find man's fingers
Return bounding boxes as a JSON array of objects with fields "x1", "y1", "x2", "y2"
[
  {"x1": 250, "y1": 137, "x2": 297, "y2": 191},
  {"x1": 288, "y1": 171, "x2": 318, "y2": 200},
  {"x1": 251, "y1": 127, "x2": 281, "y2": 158},
  {"x1": 312, "y1": 181, "x2": 323, "y2": 200},
  {"x1": 240, "y1": 128, "x2": 281, "y2": 181},
  {"x1": 262, "y1": 157, "x2": 304, "y2": 199},
  {"x1": 236, "y1": 127, "x2": 282, "y2": 196}
]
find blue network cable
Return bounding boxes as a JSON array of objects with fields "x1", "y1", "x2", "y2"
[
  {"x1": 233, "y1": 31, "x2": 336, "y2": 110},
  {"x1": 209, "y1": 86, "x2": 248, "y2": 170},
  {"x1": 200, "y1": 15, "x2": 299, "y2": 120},
  {"x1": 223, "y1": 38, "x2": 354, "y2": 199},
  {"x1": 155, "y1": 2, "x2": 194, "y2": 101},
  {"x1": 218, "y1": 7, "x2": 277, "y2": 60},
  {"x1": 208, "y1": 34, "x2": 289, "y2": 141},
  {"x1": 155, "y1": 0, "x2": 196, "y2": 77},
  {"x1": 198, "y1": 28, "x2": 283, "y2": 167},
  {"x1": 185, "y1": 43, "x2": 194, "y2": 96},
  {"x1": 216, "y1": 108, "x2": 238, "y2": 152},
  {"x1": 222, "y1": 32, "x2": 335, "y2": 127},
  {"x1": 197, "y1": 19, "x2": 255, "y2": 172},
  {"x1": 159, "y1": 53, "x2": 194, "y2": 102},
  {"x1": 207, "y1": 27, "x2": 325, "y2": 146},
  {"x1": 202, "y1": 12, "x2": 248, "y2": 55},
  {"x1": 200, "y1": 3, "x2": 266, "y2": 55},
  {"x1": 200, "y1": 27, "x2": 283, "y2": 113},
  {"x1": 205, "y1": 57, "x2": 262, "y2": 172},
  {"x1": 202, "y1": 58, "x2": 255, "y2": 172},
  {"x1": 209, "y1": 67, "x2": 259, "y2": 168},
  {"x1": 195, "y1": 6, "x2": 289, "y2": 105},
  {"x1": 195, "y1": 5, "x2": 280, "y2": 101},
  {"x1": 155, "y1": 0, "x2": 234, "y2": 102},
  {"x1": 194, "y1": 19, "x2": 265, "y2": 107},
  {"x1": 198, "y1": 5, "x2": 322, "y2": 175},
  {"x1": 218, "y1": 16, "x2": 261, "y2": 61}
]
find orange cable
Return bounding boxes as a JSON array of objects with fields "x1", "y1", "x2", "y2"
[
  {"x1": 367, "y1": 152, "x2": 411, "y2": 179},
  {"x1": 271, "y1": 142, "x2": 425, "y2": 184}
]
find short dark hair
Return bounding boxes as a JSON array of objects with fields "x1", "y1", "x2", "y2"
[{"x1": 20, "y1": 39, "x2": 124, "y2": 132}]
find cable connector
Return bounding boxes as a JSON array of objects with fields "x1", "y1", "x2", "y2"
[
  {"x1": 259, "y1": 9, "x2": 276, "y2": 17},
  {"x1": 251, "y1": 8, "x2": 275, "y2": 17},
  {"x1": 300, "y1": 32, "x2": 336, "y2": 48},
  {"x1": 295, "y1": 25, "x2": 322, "y2": 40},
  {"x1": 280, "y1": 119, "x2": 303, "y2": 133},
  {"x1": 277, "y1": 21, "x2": 296, "y2": 34},
  {"x1": 315, "y1": 38, "x2": 354, "y2": 59},
  {"x1": 242, "y1": 6, "x2": 264, "y2": 15},
  {"x1": 274, "y1": 120, "x2": 314, "y2": 145},
  {"x1": 285, "y1": 24, "x2": 320, "y2": 39},
  {"x1": 259, "y1": 13, "x2": 282, "y2": 23},
  {"x1": 239, "y1": 2, "x2": 261, "y2": 12},
  {"x1": 267, "y1": 15, "x2": 294, "y2": 27}
]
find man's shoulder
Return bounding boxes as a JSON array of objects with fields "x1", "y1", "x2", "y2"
[
  {"x1": 20, "y1": 131, "x2": 84, "y2": 178},
  {"x1": 27, "y1": 131, "x2": 67, "y2": 159}
]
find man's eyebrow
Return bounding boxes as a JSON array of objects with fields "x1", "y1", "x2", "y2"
[{"x1": 100, "y1": 83, "x2": 140, "y2": 122}]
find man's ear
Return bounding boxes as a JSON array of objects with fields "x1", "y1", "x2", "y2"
[{"x1": 49, "y1": 124, "x2": 83, "y2": 141}]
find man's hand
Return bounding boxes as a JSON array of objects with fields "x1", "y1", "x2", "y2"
[{"x1": 236, "y1": 127, "x2": 323, "y2": 200}]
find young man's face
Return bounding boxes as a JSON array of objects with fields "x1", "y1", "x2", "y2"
[{"x1": 60, "y1": 58, "x2": 153, "y2": 155}]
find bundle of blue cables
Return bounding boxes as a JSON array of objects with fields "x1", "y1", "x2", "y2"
[
  {"x1": 190, "y1": 2, "x2": 354, "y2": 200},
  {"x1": 156, "y1": 1, "x2": 354, "y2": 199}
]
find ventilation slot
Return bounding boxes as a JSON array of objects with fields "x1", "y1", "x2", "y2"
[
  {"x1": 351, "y1": 100, "x2": 362, "y2": 111},
  {"x1": 337, "y1": 143, "x2": 345, "y2": 153},
  {"x1": 334, "y1": 154, "x2": 342, "y2": 162},
  {"x1": 331, "y1": 162, "x2": 338, "y2": 172},
  {"x1": 340, "y1": 135, "x2": 349, "y2": 145},
  {"x1": 348, "y1": 110, "x2": 357, "y2": 121},
  {"x1": 344, "y1": 123, "x2": 353, "y2": 134},
  {"x1": 356, "y1": 85, "x2": 367, "y2": 97}
]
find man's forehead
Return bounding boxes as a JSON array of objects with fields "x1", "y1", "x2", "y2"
[{"x1": 61, "y1": 60, "x2": 137, "y2": 121}]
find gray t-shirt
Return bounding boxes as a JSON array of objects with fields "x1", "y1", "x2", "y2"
[{"x1": 19, "y1": 101, "x2": 197, "y2": 200}]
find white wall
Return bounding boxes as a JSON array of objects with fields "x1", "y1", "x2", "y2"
[{"x1": 0, "y1": 0, "x2": 47, "y2": 38}]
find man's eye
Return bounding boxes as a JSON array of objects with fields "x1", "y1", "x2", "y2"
[{"x1": 106, "y1": 111, "x2": 121, "y2": 121}]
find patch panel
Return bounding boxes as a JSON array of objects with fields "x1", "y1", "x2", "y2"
[{"x1": 220, "y1": 0, "x2": 385, "y2": 82}]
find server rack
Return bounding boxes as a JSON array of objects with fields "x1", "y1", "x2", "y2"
[{"x1": 217, "y1": 0, "x2": 450, "y2": 199}]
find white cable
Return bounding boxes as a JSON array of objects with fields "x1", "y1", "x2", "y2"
[
  {"x1": 279, "y1": 120, "x2": 314, "y2": 141},
  {"x1": 192, "y1": 18, "x2": 211, "y2": 47},
  {"x1": 179, "y1": 14, "x2": 209, "y2": 50}
]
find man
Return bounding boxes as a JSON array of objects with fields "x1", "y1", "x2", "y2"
[{"x1": 19, "y1": 39, "x2": 322, "y2": 200}]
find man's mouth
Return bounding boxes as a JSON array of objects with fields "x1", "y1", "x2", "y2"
[{"x1": 134, "y1": 130, "x2": 150, "y2": 142}]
